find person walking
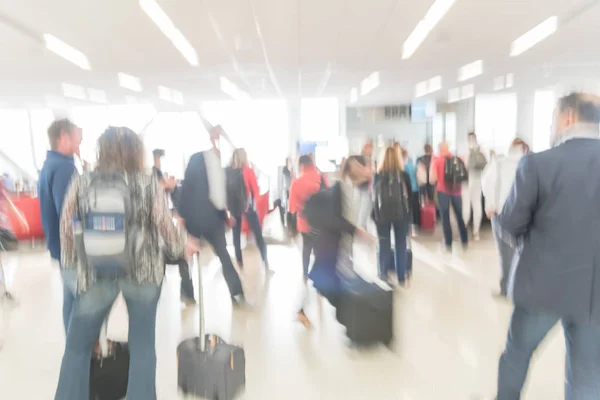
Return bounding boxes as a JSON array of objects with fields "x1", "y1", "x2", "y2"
[
  {"x1": 463, "y1": 132, "x2": 487, "y2": 240},
  {"x1": 228, "y1": 148, "x2": 270, "y2": 272},
  {"x1": 481, "y1": 138, "x2": 529, "y2": 297},
  {"x1": 54, "y1": 127, "x2": 196, "y2": 400},
  {"x1": 373, "y1": 147, "x2": 413, "y2": 286},
  {"x1": 495, "y1": 93, "x2": 600, "y2": 400},
  {"x1": 38, "y1": 119, "x2": 81, "y2": 334},
  {"x1": 401, "y1": 148, "x2": 420, "y2": 229},
  {"x1": 417, "y1": 144, "x2": 435, "y2": 204},
  {"x1": 429, "y1": 142, "x2": 469, "y2": 251}
]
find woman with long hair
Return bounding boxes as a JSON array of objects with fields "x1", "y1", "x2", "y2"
[
  {"x1": 54, "y1": 127, "x2": 196, "y2": 400},
  {"x1": 228, "y1": 148, "x2": 270, "y2": 271},
  {"x1": 373, "y1": 146, "x2": 413, "y2": 286}
]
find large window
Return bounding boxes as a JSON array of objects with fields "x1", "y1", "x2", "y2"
[
  {"x1": 29, "y1": 108, "x2": 55, "y2": 171},
  {"x1": 0, "y1": 109, "x2": 37, "y2": 178},
  {"x1": 533, "y1": 90, "x2": 556, "y2": 152},
  {"x1": 300, "y1": 98, "x2": 339, "y2": 141},
  {"x1": 475, "y1": 93, "x2": 517, "y2": 153}
]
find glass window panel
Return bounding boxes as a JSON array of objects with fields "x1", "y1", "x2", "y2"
[
  {"x1": 0, "y1": 109, "x2": 36, "y2": 178},
  {"x1": 29, "y1": 108, "x2": 55, "y2": 171},
  {"x1": 533, "y1": 90, "x2": 556, "y2": 152},
  {"x1": 71, "y1": 106, "x2": 109, "y2": 163},
  {"x1": 300, "y1": 98, "x2": 339, "y2": 141}
]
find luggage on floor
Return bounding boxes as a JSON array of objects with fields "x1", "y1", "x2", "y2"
[
  {"x1": 89, "y1": 340, "x2": 130, "y2": 400},
  {"x1": 336, "y1": 275, "x2": 394, "y2": 347},
  {"x1": 420, "y1": 203, "x2": 436, "y2": 232},
  {"x1": 177, "y1": 254, "x2": 246, "y2": 400}
]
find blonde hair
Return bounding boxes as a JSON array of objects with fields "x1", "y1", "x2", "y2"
[
  {"x1": 378, "y1": 146, "x2": 404, "y2": 174},
  {"x1": 96, "y1": 126, "x2": 144, "y2": 174},
  {"x1": 229, "y1": 148, "x2": 248, "y2": 169}
]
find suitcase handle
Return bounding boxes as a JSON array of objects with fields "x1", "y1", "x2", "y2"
[{"x1": 194, "y1": 252, "x2": 206, "y2": 352}]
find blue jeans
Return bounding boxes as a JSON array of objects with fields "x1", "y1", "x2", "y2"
[
  {"x1": 437, "y1": 192, "x2": 468, "y2": 247},
  {"x1": 60, "y1": 269, "x2": 77, "y2": 334},
  {"x1": 497, "y1": 306, "x2": 600, "y2": 400},
  {"x1": 54, "y1": 279, "x2": 162, "y2": 400},
  {"x1": 232, "y1": 209, "x2": 268, "y2": 267},
  {"x1": 376, "y1": 220, "x2": 410, "y2": 282}
]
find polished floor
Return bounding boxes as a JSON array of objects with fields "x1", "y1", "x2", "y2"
[{"x1": 0, "y1": 217, "x2": 566, "y2": 399}]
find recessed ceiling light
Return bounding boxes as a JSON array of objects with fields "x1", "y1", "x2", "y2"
[
  {"x1": 158, "y1": 85, "x2": 185, "y2": 105},
  {"x1": 505, "y1": 73, "x2": 515, "y2": 88},
  {"x1": 87, "y1": 88, "x2": 108, "y2": 104},
  {"x1": 428, "y1": 75, "x2": 442, "y2": 93},
  {"x1": 118, "y1": 73, "x2": 143, "y2": 92},
  {"x1": 415, "y1": 81, "x2": 428, "y2": 98},
  {"x1": 493, "y1": 76, "x2": 505, "y2": 91},
  {"x1": 220, "y1": 77, "x2": 251, "y2": 101},
  {"x1": 44, "y1": 34, "x2": 91, "y2": 70},
  {"x1": 448, "y1": 88, "x2": 460, "y2": 103},
  {"x1": 125, "y1": 95, "x2": 139, "y2": 105},
  {"x1": 458, "y1": 60, "x2": 483, "y2": 82},
  {"x1": 349, "y1": 87, "x2": 358, "y2": 103},
  {"x1": 62, "y1": 83, "x2": 87, "y2": 100},
  {"x1": 360, "y1": 72, "x2": 380, "y2": 96},
  {"x1": 510, "y1": 16, "x2": 557, "y2": 57},
  {"x1": 402, "y1": 0, "x2": 456, "y2": 59},
  {"x1": 140, "y1": 0, "x2": 198, "y2": 66},
  {"x1": 460, "y1": 84, "x2": 475, "y2": 100}
]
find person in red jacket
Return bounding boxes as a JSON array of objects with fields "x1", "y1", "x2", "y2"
[
  {"x1": 289, "y1": 155, "x2": 327, "y2": 280},
  {"x1": 229, "y1": 148, "x2": 270, "y2": 271}
]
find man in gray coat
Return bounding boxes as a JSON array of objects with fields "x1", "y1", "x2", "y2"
[{"x1": 495, "y1": 93, "x2": 600, "y2": 399}]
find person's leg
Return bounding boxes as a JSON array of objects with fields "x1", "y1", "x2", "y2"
[
  {"x1": 120, "y1": 281, "x2": 162, "y2": 400},
  {"x1": 562, "y1": 319, "x2": 600, "y2": 400},
  {"x1": 450, "y1": 194, "x2": 469, "y2": 244},
  {"x1": 60, "y1": 268, "x2": 78, "y2": 334},
  {"x1": 375, "y1": 222, "x2": 392, "y2": 280},
  {"x1": 393, "y1": 221, "x2": 409, "y2": 283},
  {"x1": 232, "y1": 214, "x2": 243, "y2": 266},
  {"x1": 246, "y1": 209, "x2": 269, "y2": 267},
  {"x1": 54, "y1": 281, "x2": 119, "y2": 400},
  {"x1": 496, "y1": 306, "x2": 558, "y2": 400},
  {"x1": 437, "y1": 192, "x2": 452, "y2": 248},
  {"x1": 471, "y1": 180, "x2": 483, "y2": 238},
  {"x1": 493, "y1": 219, "x2": 514, "y2": 296},
  {"x1": 204, "y1": 225, "x2": 244, "y2": 298},
  {"x1": 411, "y1": 191, "x2": 420, "y2": 227},
  {"x1": 301, "y1": 232, "x2": 314, "y2": 280},
  {"x1": 462, "y1": 182, "x2": 472, "y2": 227},
  {"x1": 178, "y1": 258, "x2": 195, "y2": 302}
]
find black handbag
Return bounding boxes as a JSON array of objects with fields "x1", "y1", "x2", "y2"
[{"x1": 0, "y1": 228, "x2": 18, "y2": 250}]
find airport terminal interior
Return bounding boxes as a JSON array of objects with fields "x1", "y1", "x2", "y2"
[{"x1": 0, "y1": 0, "x2": 598, "y2": 398}]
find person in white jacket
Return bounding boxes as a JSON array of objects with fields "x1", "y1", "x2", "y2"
[{"x1": 481, "y1": 138, "x2": 530, "y2": 296}]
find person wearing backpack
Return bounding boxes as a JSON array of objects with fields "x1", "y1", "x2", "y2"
[
  {"x1": 373, "y1": 147, "x2": 413, "y2": 286},
  {"x1": 227, "y1": 148, "x2": 270, "y2": 271},
  {"x1": 54, "y1": 127, "x2": 197, "y2": 400},
  {"x1": 430, "y1": 142, "x2": 469, "y2": 251},
  {"x1": 463, "y1": 132, "x2": 487, "y2": 241}
]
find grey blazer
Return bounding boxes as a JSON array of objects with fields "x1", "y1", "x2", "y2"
[{"x1": 498, "y1": 134, "x2": 600, "y2": 323}]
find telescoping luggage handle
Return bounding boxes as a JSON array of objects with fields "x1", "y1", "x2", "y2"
[{"x1": 194, "y1": 252, "x2": 206, "y2": 352}]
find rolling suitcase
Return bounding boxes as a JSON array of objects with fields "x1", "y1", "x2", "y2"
[
  {"x1": 89, "y1": 340, "x2": 130, "y2": 400},
  {"x1": 177, "y1": 254, "x2": 246, "y2": 400},
  {"x1": 420, "y1": 203, "x2": 436, "y2": 232}
]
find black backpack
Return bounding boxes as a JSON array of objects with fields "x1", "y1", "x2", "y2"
[
  {"x1": 373, "y1": 173, "x2": 410, "y2": 223},
  {"x1": 225, "y1": 167, "x2": 248, "y2": 216},
  {"x1": 443, "y1": 156, "x2": 468, "y2": 187}
]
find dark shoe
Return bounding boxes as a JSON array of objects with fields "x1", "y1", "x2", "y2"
[{"x1": 231, "y1": 293, "x2": 249, "y2": 308}]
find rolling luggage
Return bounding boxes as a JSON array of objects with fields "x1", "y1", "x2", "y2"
[
  {"x1": 336, "y1": 275, "x2": 394, "y2": 347},
  {"x1": 177, "y1": 254, "x2": 246, "y2": 400},
  {"x1": 420, "y1": 203, "x2": 436, "y2": 232},
  {"x1": 89, "y1": 340, "x2": 130, "y2": 400}
]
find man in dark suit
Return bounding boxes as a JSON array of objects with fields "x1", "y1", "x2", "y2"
[{"x1": 495, "y1": 93, "x2": 600, "y2": 399}]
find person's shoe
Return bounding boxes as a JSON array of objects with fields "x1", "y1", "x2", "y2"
[
  {"x1": 473, "y1": 233, "x2": 481, "y2": 241},
  {"x1": 231, "y1": 294, "x2": 249, "y2": 308},
  {"x1": 181, "y1": 296, "x2": 196, "y2": 308}
]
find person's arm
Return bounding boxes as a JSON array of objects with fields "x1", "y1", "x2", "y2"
[
  {"x1": 497, "y1": 155, "x2": 538, "y2": 237},
  {"x1": 59, "y1": 176, "x2": 81, "y2": 268},
  {"x1": 52, "y1": 163, "x2": 77, "y2": 218},
  {"x1": 151, "y1": 178, "x2": 184, "y2": 260},
  {"x1": 481, "y1": 159, "x2": 498, "y2": 214}
]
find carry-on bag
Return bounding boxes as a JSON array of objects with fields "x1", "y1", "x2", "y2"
[
  {"x1": 420, "y1": 202, "x2": 436, "y2": 232},
  {"x1": 177, "y1": 254, "x2": 246, "y2": 400}
]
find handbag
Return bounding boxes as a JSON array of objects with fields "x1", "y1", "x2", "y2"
[{"x1": 0, "y1": 228, "x2": 17, "y2": 250}]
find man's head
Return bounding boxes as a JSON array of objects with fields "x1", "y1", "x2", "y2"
[
  {"x1": 424, "y1": 144, "x2": 433, "y2": 155},
  {"x1": 439, "y1": 141, "x2": 449, "y2": 156},
  {"x1": 153, "y1": 149, "x2": 165, "y2": 167},
  {"x1": 47, "y1": 119, "x2": 80, "y2": 156},
  {"x1": 298, "y1": 155, "x2": 314, "y2": 174},
  {"x1": 362, "y1": 140, "x2": 373, "y2": 158},
  {"x1": 468, "y1": 132, "x2": 477, "y2": 148},
  {"x1": 552, "y1": 93, "x2": 600, "y2": 145}
]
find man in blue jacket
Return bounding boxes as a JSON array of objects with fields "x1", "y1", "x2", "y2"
[
  {"x1": 38, "y1": 118, "x2": 81, "y2": 334},
  {"x1": 496, "y1": 93, "x2": 600, "y2": 399}
]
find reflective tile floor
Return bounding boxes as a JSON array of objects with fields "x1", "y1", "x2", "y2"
[{"x1": 0, "y1": 222, "x2": 566, "y2": 399}]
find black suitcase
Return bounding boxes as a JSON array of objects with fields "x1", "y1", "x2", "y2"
[
  {"x1": 89, "y1": 341, "x2": 129, "y2": 400},
  {"x1": 177, "y1": 254, "x2": 246, "y2": 400},
  {"x1": 336, "y1": 274, "x2": 394, "y2": 347}
]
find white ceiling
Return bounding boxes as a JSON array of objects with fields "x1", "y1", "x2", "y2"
[{"x1": 1, "y1": 0, "x2": 600, "y2": 108}]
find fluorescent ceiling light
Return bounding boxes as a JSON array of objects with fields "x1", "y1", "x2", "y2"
[
  {"x1": 510, "y1": 16, "x2": 557, "y2": 57},
  {"x1": 44, "y1": 34, "x2": 90, "y2": 70},
  {"x1": 448, "y1": 88, "x2": 460, "y2": 103},
  {"x1": 415, "y1": 81, "x2": 428, "y2": 98},
  {"x1": 349, "y1": 87, "x2": 358, "y2": 103},
  {"x1": 458, "y1": 60, "x2": 483, "y2": 82},
  {"x1": 428, "y1": 75, "x2": 442, "y2": 93},
  {"x1": 118, "y1": 73, "x2": 143, "y2": 92},
  {"x1": 360, "y1": 72, "x2": 380, "y2": 96},
  {"x1": 493, "y1": 76, "x2": 505, "y2": 91},
  {"x1": 125, "y1": 95, "x2": 139, "y2": 105},
  {"x1": 87, "y1": 88, "x2": 108, "y2": 104},
  {"x1": 460, "y1": 84, "x2": 475, "y2": 100},
  {"x1": 140, "y1": 0, "x2": 198, "y2": 66},
  {"x1": 158, "y1": 85, "x2": 185, "y2": 105},
  {"x1": 62, "y1": 83, "x2": 87, "y2": 100},
  {"x1": 402, "y1": 0, "x2": 456, "y2": 59},
  {"x1": 505, "y1": 73, "x2": 514, "y2": 88},
  {"x1": 220, "y1": 77, "x2": 251, "y2": 101}
]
